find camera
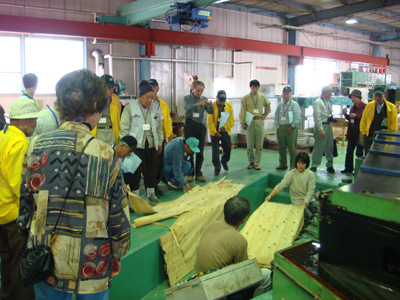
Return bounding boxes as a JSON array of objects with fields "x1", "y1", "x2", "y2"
[{"x1": 327, "y1": 116, "x2": 337, "y2": 123}]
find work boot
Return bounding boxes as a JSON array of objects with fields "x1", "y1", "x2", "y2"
[
  {"x1": 247, "y1": 162, "x2": 254, "y2": 169},
  {"x1": 214, "y1": 169, "x2": 220, "y2": 175},
  {"x1": 147, "y1": 193, "x2": 161, "y2": 206},
  {"x1": 155, "y1": 186, "x2": 164, "y2": 197},
  {"x1": 254, "y1": 164, "x2": 261, "y2": 170},
  {"x1": 196, "y1": 175, "x2": 207, "y2": 182},
  {"x1": 222, "y1": 161, "x2": 229, "y2": 171},
  {"x1": 187, "y1": 175, "x2": 194, "y2": 182},
  {"x1": 327, "y1": 167, "x2": 335, "y2": 174}
]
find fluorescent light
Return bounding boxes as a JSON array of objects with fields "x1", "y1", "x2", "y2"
[
  {"x1": 346, "y1": 18, "x2": 358, "y2": 24},
  {"x1": 214, "y1": 0, "x2": 230, "y2": 3}
]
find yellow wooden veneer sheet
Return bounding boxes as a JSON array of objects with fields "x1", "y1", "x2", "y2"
[{"x1": 240, "y1": 201, "x2": 304, "y2": 268}]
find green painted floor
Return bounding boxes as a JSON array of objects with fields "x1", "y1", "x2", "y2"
[{"x1": 134, "y1": 144, "x2": 352, "y2": 300}]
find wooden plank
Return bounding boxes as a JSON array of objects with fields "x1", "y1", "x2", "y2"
[
  {"x1": 158, "y1": 179, "x2": 244, "y2": 286},
  {"x1": 240, "y1": 202, "x2": 304, "y2": 268}
]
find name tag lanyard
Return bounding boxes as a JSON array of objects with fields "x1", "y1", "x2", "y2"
[
  {"x1": 140, "y1": 105, "x2": 151, "y2": 127},
  {"x1": 323, "y1": 98, "x2": 332, "y2": 116},
  {"x1": 282, "y1": 100, "x2": 292, "y2": 118},
  {"x1": 47, "y1": 105, "x2": 59, "y2": 125},
  {"x1": 251, "y1": 93, "x2": 259, "y2": 110}
]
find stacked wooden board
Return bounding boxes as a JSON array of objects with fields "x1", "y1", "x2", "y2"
[
  {"x1": 149, "y1": 179, "x2": 245, "y2": 286},
  {"x1": 240, "y1": 202, "x2": 304, "y2": 268}
]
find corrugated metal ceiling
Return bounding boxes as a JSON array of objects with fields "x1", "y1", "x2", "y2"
[{"x1": 212, "y1": 0, "x2": 400, "y2": 43}]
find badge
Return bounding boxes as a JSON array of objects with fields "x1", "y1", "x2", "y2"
[
  {"x1": 351, "y1": 119, "x2": 355, "y2": 124},
  {"x1": 281, "y1": 117, "x2": 286, "y2": 121},
  {"x1": 253, "y1": 109, "x2": 259, "y2": 114},
  {"x1": 142, "y1": 124, "x2": 151, "y2": 131},
  {"x1": 217, "y1": 118, "x2": 221, "y2": 122},
  {"x1": 99, "y1": 117, "x2": 107, "y2": 124},
  {"x1": 381, "y1": 117, "x2": 388, "y2": 127},
  {"x1": 193, "y1": 112, "x2": 200, "y2": 118}
]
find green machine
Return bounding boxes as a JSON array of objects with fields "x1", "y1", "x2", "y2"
[{"x1": 273, "y1": 130, "x2": 400, "y2": 300}]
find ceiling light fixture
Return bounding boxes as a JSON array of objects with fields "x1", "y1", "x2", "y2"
[
  {"x1": 214, "y1": 0, "x2": 230, "y2": 4},
  {"x1": 346, "y1": 18, "x2": 358, "y2": 24}
]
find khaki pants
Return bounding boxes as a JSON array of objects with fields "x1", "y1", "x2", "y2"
[
  {"x1": 277, "y1": 125, "x2": 298, "y2": 169},
  {"x1": 311, "y1": 124, "x2": 334, "y2": 168},
  {"x1": 246, "y1": 119, "x2": 265, "y2": 164}
]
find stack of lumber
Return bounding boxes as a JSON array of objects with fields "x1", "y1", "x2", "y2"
[
  {"x1": 144, "y1": 179, "x2": 245, "y2": 286},
  {"x1": 240, "y1": 202, "x2": 304, "y2": 268}
]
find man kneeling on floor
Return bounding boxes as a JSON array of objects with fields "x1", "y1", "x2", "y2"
[
  {"x1": 195, "y1": 196, "x2": 272, "y2": 299},
  {"x1": 163, "y1": 137, "x2": 200, "y2": 192}
]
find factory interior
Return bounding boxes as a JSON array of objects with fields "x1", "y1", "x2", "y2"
[{"x1": 1, "y1": 0, "x2": 400, "y2": 299}]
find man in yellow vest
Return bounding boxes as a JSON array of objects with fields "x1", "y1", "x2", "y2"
[
  {"x1": 92, "y1": 75, "x2": 121, "y2": 145},
  {"x1": 360, "y1": 85, "x2": 398, "y2": 153},
  {"x1": 148, "y1": 79, "x2": 173, "y2": 197},
  {"x1": 0, "y1": 98, "x2": 43, "y2": 300},
  {"x1": 207, "y1": 90, "x2": 235, "y2": 175}
]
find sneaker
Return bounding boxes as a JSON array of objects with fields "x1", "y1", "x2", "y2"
[
  {"x1": 187, "y1": 175, "x2": 194, "y2": 182},
  {"x1": 214, "y1": 169, "x2": 220, "y2": 175},
  {"x1": 147, "y1": 193, "x2": 161, "y2": 206},
  {"x1": 276, "y1": 165, "x2": 287, "y2": 170},
  {"x1": 247, "y1": 162, "x2": 254, "y2": 169},
  {"x1": 161, "y1": 176, "x2": 169, "y2": 185},
  {"x1": 310, "y1": 167, "x2": 317, "y2": 172},
  {"x1": 341, "y1": 169, "x2": 352, "y2": 174},
  {"x1": 155, "y1": 186, "x2": 164, "y2": 197},
  {"x1": 254, "y1": 164, "x2": 261, "y2": 170},
  {"x1": 196, "y1": 175, "x2": 207, "y2": 182},
  {"x1": 167, "y1": 182, "x2": 181, "y2": 191},
  {"x1": 327, "y1": 167, "x2": 335, "y2": 174},
  {"x1": 222, "y1": 161, "x2": 229, "y2": 171}
]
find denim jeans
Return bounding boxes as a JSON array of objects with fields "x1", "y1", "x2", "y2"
[{"x1": 34, "y1": 281, "x2": 109, "y2": 300}]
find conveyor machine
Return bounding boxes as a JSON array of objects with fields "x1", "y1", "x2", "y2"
[{"x1": 273, "y1": 130, "x2": 400, "y2": 300}]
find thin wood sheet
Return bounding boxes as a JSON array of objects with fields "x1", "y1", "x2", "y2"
[
  {"x1": 158, "y1": 179, "x2": 244, "y2": 286},
  {"x1": 241, "y1": 202, "x2": 304, "y2": 268},
  {"x1": 134, "y1": 178, "x2": 242, "y2": 228}
]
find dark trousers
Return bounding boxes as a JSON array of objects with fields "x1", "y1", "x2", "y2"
[
  {"x1": 184, "y1": 120, "x2": 206, "y2": 177},
  {"x1": 344, "y1": 135, "x2": 364, "y2": 172},
  {"x1": 125, "y1": 143, "x2": 159, "y2": 191},
  {"x1": 364, "y1": 135, "x2": 374, "y2": 155},
  {"x1": 156, "y1": 141, "x2": 166, "y2": 185},
  {"x1": 0, "y1": 220, "x2": 35, "y2": 300},
  {"x1": 210, "y1": 132, "x2": 231, "y2": 172}
]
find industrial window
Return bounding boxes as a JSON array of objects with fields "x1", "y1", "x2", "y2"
[
  {"x1": 295, "y1": 58, "x2": 338, "y2": 96},
  {"x1": 0, "y1": 34, "x2": 85, "y2": 94},
  {"x1": 0, "y1": 36, "x2": 21, "y2": 93},
  {"x1": 25, "y1": 37, "x2": 85, "y2": 94}
]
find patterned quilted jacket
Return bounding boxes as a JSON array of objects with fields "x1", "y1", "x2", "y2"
[{"x1": 17, "y1": 122, "x2": 131, "y2": 294}]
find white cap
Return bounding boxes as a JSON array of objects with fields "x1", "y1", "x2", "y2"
[{"x1": 5, "y1": 98, "x2": 44, "y2": 119}]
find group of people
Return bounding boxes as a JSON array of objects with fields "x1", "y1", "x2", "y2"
[
  {"x1": 310, "y1": 85, "x2": 398, "y2": 175},
  {"x1": 0, "y1": 70, "x2": 131, "y2": 300},
  {"x1": 1, "y1": 68, "x2": 398, "y2": 300}
]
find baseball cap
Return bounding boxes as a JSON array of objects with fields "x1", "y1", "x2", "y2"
[
  {"x1": 321, "y1": 86, "x2": 333, "y2": 93},
  {"x1": 186, "y1": 137, "x2": 200, "y2": 153},
  {"x1": 101, "y1": 74, "x2": 116, "y2": 87},
  {"x1": 5, "y1": 98, "x2": 44, "y2": 119},
  {"x1": 373, "y1": 86, "x2": 385, "y2": 95},
  {"x1": 148, "y1": 79, "x2": 159, "y2": 87},
  {"x1": 349, "y1": 89, "x2": 362, "y2": 99},
  {"x1": 216, "y1": 90, "x2": 227, "y2": 102},
  {"x1": 282, "y1": 86, "x2": 292, "y2": 93},
  {"x1": 120, "y1": 135, "x2": 137, "y2": 149}
]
